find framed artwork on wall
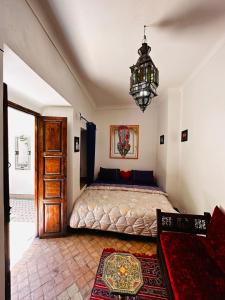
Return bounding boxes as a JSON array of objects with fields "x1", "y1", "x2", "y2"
[
  {"x1": 110, "y1": 125, "x2": 139, "y2": 159},
  {"x1": 74, "y1": 136, "x2": 80, "y2": 152},
  {"x1": 181, "y1": 129, "x2": 188, "y2": 142},
  {"x1": 160, "y1": 135, "x2": 164, "y2": 144}
]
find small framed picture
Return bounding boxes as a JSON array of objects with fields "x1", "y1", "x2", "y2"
[
  {"x1": 160, "y1": 135, "x2": 164, "y2": 145},
  {"x1": 74, "y1": 137, "x2": 80, "y2": 152},
  {"x1": 181, "y1": 130, "x2": 188, "y2": 142}
]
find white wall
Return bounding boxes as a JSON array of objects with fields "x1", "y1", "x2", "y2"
[
  {"x1": 4, "y1": 0, "x2": 94, "y2": 119},
  {"x1": 95, "y1": 103, "x2": 158, "y2": 177},
  {"x1": 8, "y1": 108, "x2": 35, "y2": 196},
  {"x1": 156, "y1": 38, "x2": 225, "y2": 214},
  {"x1": 8, "y1": 87, "x2": 42, "y2": 114},
  {"x1": 156, "y1": 93, "x2": 168, "y2": 189},
  {"x1": 165, "y1": 89, "x2": 181, "y2": 208},
  {"x1": 156, "y1": 90, "x2": 181, "y2": 208},
  {"x1": 180, "y1": 38, "x2": 225, "y2": 214}
]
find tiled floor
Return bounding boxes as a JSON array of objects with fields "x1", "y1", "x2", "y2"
[
  {"x1": 11, "y1": 231, "x2": 157, "y2": 300},
  {"x1": 10, "y1": 199, "x2": 35, "y2": 223},
  {"x1": 10, "y1": 199, "x2": 35, "y2": 268}
]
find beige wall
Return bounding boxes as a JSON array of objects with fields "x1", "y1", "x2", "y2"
[
  {"x1": 95, "y1": 103, "x2": 158, "y2": 177},
  {"x1": 180, "y1": 37, "x2": 225, "y2": 214}
]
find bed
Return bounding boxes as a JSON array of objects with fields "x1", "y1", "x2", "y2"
[{"x1": 69, "y1": 183, "x2": 177, "y2": 237}]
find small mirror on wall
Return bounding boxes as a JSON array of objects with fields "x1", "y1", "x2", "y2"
[
  {"x1": 15, "y1": 135, "x2": 31, "y2": 170},
  {"x1": 74, "y1": 136, "x2": 80, "y2": 152}
]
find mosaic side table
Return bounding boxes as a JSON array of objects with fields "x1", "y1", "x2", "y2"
[{"x1": 102, "y1": 253, "x2": 143, "y2": 299}]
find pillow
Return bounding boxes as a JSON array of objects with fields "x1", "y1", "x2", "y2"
[
  {"x1": 98, "y1": 167, "x2": 120, "y2": 183},
  {"x1": 120, "y1": 170, "x2": 132, "y2": 181},
  {"x1": 131, "y1": 170, "x2": 155, "y2": 186},
  {"x1": 206, "y1": 206, "x2": 225, "y2": 274}
]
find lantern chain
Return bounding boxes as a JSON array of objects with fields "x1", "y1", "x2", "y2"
[{"x1": 143, "y1": 25, "x2": 151, "y2": 43}]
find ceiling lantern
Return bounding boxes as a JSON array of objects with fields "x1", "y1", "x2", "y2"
[{"x1": 129, "y1": 26, "x2": 159, "y2": 112}]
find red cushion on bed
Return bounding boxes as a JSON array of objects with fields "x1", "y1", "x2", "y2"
[
  {"x1": 120, "y1": 170, "x2": 131, "y2": 180},
  {"x1": 160, "y1": 232, "x2": 225, "y2": 300},
  {"x1": 206, "y1": 206, "x2": 225, "y2": 274}
]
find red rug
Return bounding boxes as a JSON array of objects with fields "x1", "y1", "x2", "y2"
[{"x1": 90, "y1": 248, "x2": 168, "y2": 300}]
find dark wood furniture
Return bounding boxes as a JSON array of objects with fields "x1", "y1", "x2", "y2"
[{"x1": 157, "y1": 209, "x2": 211, "y2": 300}]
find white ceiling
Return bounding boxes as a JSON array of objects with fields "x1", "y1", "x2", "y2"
[
  {"x1": 3, "y1": 45, "x2": 71, "y2": 110},
  {"x1": 32, "y1": 0, "x2": 225, "y2": 108}
]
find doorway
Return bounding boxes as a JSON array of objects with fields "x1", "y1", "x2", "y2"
[{"x1": 8, "y1": 107, "x2": 36, "y2": 268}]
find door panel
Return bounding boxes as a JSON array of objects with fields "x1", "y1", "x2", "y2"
[
  {"x1": 44, "y1": 204, "x2": 61, "y2": 233},
  {"x1": 44, "y1": 121, "x2": 62, "y2": 152},
  {"x1": 38, "y1": 116, "x2": 67, "y2": 238},
  {"x1": 44, "y1": 157, "x2": 62, "y2": 175},
  {"x1": 44, "y1": 180, "x2": 62, "y2": 198}
]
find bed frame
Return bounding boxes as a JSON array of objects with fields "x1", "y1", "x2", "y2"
[
  {"x1": 68, "y1": 226, "x2": 157, "y2": 242},
  {"x1": 156, "y1": 209, "x2": 211, "y2": 300}
]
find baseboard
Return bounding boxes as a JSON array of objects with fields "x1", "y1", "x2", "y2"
[{"x1": 10, "y1": 194, "x2": 34, "y2": 200}]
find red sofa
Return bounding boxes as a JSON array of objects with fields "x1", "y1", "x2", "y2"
[{"x1": 157, "y1": 206, "x2": 225, "y2": 300}]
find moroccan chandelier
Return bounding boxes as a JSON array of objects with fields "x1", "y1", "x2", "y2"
[{"x1": 129, "y1": 26, "x2": 159, "y2": 112}]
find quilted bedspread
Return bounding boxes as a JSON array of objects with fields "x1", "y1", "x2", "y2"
[{"x1": 69, "y1": 184, "x2": 176, "y2": 237}]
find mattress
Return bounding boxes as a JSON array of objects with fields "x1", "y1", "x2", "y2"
[{"x1": 69, "y1": 183, "x2": 177, "y2": 237}]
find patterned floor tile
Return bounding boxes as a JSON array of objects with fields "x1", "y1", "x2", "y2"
[{"x1": 10, "y1": 199, "x2": 35, "y2": 223}]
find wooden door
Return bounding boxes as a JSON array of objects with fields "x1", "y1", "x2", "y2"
[
  {"x1": 3, "y1": 83, "x2": 11, "y2": 299},
  {"x1": 37, "y1": 116, "x2": 67, "y2": 238}
]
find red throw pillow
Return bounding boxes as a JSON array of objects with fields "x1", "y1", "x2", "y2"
[
  {"x1": 120, "y1": 170, "x2": 131, "y2": 180},
  {"x1": 206, "y1": 206, "x2": 225, "y2": 274},
  {"x1": 207, "y1": 206, "x2": 225, "y2": 240}
]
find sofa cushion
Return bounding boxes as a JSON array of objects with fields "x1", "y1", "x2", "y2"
[
  {"x1": 160, "y1": 232, "x2": 225, "y2": 300},
  {"x1": 206, "y1": 206, "x2": 225, "y2": 274}
]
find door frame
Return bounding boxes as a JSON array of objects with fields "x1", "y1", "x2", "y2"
[
  {"x1": 3, "y1": 83, "x2": 10, "y2": 300},
  {"x1": 4, "y1": 93, "x2": 41, "y2": 298},
  {"x1": 7, "y1": 100, "x2": 40, "y2": 237}
]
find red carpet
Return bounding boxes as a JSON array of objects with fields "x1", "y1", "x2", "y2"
[{"x1": 90, "y1": 248, "x2": 168, "y2": 300}]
